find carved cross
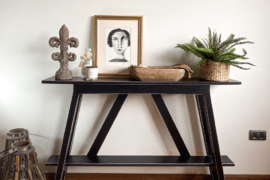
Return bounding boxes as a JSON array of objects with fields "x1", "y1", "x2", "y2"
[{"x1": 49, "y1": 25, "x2": 79, "y2": 80}]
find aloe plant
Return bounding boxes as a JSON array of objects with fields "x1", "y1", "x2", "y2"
[{"x1": 176, "y1": 28, "x2": 255, "y2": 70}]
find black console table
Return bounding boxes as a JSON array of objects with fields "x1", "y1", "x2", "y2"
[{"x1": 42, "y1": 77, "x2": 241, "y2": 180}]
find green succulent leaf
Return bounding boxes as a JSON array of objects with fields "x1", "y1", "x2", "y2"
[
  {"x1": 226, "y1": 41, "x2": 254, "y2": 51},
  {"x1": 208, "y1": 28, "x2": 213, "y2": 49},
  {"x1": 242, "y1": 48, "x2": 247, "y2": 56},
  {"x1": 231, "y1": 64, "x2": 251, "y2": 70},
  {"x1": 193, "y1": 37, "x2": 206, "y2": 48},
  {"x1": 202, "y1": 38, "x2": 209, "y2": 48},
  {"x1": 192, "y1": 59, "x2": 207, "y2": 71},
  {"x1": 230, "y1": 61, "x2": 256, "y2": 66},
  {"x1": 218, "y1": 34, "x2": 222, "y2": 45}
]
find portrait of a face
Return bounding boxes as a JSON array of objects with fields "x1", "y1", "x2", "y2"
[{"x1": 106, "y1": 28, "x2": 131, "y2": 65}]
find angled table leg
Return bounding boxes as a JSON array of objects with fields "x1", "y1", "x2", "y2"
[
  {"x1": 196, "y1": 89, "x2": 225, "y2": 180},
  {"x1": 55, "y1": 88, "x2": 83, "y2": 180},
  {"x1": 88, "y1": 94, "x2": 128, "y2": 157},
  {"x1": 196, "y1": 94, "x2": 219, "y2": 179},
  {"x1": 152, "y1": 94, "x2": 190, "y2": 156}
]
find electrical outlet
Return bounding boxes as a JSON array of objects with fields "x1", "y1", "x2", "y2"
[{"x1": 249, "y1": 130, "x2": 266, "y2": 140}]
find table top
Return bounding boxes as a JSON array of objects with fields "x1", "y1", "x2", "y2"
[{"x1": 42, "y1": 76, "x2": 241, "y2": 86}]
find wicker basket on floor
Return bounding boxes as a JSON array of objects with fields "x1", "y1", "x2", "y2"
[{"x1": 199, "y1": 60, "x2": 230, "y2": 81}]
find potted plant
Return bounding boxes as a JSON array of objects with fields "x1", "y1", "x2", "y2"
[{"x1": 176, "y1": 28, "x2": 255, "y2": 81}]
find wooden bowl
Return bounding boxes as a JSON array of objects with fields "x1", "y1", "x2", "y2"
[{"x1": 129, "y1": 66, "x2": 186, "y2": 81}]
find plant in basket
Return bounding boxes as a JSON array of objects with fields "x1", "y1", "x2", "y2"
[{"x1": 176, "y1": 28, "x2": 255, "y2": 81}]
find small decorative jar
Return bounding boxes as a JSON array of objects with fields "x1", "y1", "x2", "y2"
[
  {"x1": 81, "y1": 58, "x2": 92, "y2": 78},
  {"x1": 86, "y1": 66, "x2": 98, "y2": 81}
]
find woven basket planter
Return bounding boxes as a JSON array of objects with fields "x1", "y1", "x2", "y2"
[{"x1": 199, "y1": 60, "x2": 230, "y2": 81}]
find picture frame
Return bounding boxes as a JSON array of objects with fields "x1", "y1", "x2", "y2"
[{"x1": 94, "y1": 15, "x2": 143, "y2": 78}]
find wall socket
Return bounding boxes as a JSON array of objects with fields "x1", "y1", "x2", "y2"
[{"x1": 249, "y1": 130, "x2": 266, "y2": 140}]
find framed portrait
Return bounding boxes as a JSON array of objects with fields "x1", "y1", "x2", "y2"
[{"x1": 94, "y1": 15, "x2": 143, "y2": 78}]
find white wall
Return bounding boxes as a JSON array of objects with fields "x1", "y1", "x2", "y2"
[{"x1": 0, "y1": 0, "x2": 269, "y2": 175}]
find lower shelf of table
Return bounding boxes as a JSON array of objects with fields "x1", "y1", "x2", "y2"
[{"x1": 46, "y1": 155, "x2": 234, "y2": 166}]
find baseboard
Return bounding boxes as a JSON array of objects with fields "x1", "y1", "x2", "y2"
[{"x1": 46, "y1": 173, "x2": 270, "y2": 180}]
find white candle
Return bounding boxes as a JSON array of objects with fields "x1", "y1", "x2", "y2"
[{"x1": 86, "y1": 66, "x2": 98, "y2": 80}]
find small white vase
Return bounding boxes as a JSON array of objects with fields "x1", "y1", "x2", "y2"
[{"x1": 81, "y1": 58, "x2": 93, "y2": 78}]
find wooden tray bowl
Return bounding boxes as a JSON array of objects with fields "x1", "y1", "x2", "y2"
[{"x1": 129, "y1": 66, "x2": 186, "y2": 81}]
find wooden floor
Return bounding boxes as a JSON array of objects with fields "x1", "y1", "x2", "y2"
[{"x1": 46, "y1": 173, "x2": 270, "y2": 180}]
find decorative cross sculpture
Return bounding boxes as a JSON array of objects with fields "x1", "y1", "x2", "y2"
[{"x1": 49, "y1": 25, "x2": 79, "y2": 80}]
